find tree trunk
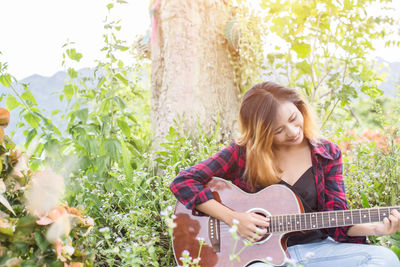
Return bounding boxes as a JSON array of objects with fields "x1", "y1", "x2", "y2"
[{"x1": 151, "y1": 0, "x2": 240, "y2": 147}]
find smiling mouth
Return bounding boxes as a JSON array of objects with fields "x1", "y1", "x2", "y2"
[{"x1": 289, "y1": 131, "x2": 301, "y2": 142}]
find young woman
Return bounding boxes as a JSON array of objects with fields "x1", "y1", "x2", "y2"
[{"x1": 170, "y1": 81, "x2": 400, "y2": 266}]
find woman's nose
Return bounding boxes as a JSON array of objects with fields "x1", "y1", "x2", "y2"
[{"x1": 286, "y1": 125, "x2": 298, "y2": 138}]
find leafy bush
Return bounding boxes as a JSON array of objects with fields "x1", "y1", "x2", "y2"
[
  {"x1": 0, "y1": 108, "x2": 94, "y2": 266},
  {"x1": 332, "y1": 127, "x2": 400, "y2": 257}
]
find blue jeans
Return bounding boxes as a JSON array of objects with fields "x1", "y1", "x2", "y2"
[{"x1": 249, "y1": 237, "x2": 400, "y2": 267}]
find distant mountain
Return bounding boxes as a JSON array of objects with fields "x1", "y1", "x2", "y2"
[
  {"x1": 0, "y1": 68, "x2": 93, "y2": 144},
  {"x1": 378, "y1": 58, "x2": 400, "y2": 96}
]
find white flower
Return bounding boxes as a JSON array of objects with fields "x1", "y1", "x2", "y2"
[
  {"x1": 229, "y1": 225, "x2": 238, "y2": 233},
  {"x1": 116, "y1": 237, "x2": 122, "y2": 242},
  {"x1": 171, "y1": 215, "x2": 177, "y2": 219},
  {"x1": 232, "y1": 218, "x2": 239, "y2": 225},
  {"x1": 160, "y1": 210, "x2": 168, "y2": 216},
  {"x1": 305, "y1": 252, "x2": 315, "y2": 259},
  {"x1": 167, "y1": 205, "x2": 173, "y2": 211},
  {"x1": 182, "y1": 250, "x2": 190, "y2": 257},
  {"x1": 99, "y1": 227, "x2": 110, "y2": 233},
  {"x1": 285, "y1": 258, "x2": 297, "y2": 265},
  {"x1": 196, "y1": 237, "x2": 205, "y2": 242},
  {"x1": 265, "y1": 256, "x2": 273, "y2": 262}
]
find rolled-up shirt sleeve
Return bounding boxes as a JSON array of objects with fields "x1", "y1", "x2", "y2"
[{"x1": 170, "y1": 142, "x2": 240, "y2": 215}]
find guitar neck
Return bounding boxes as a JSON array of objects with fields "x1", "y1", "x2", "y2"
[{"x1": 268, "y1": 206, "x2": 400, "y2": 233}]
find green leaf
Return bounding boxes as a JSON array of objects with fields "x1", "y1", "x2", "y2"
[
  {"x1": 67, "y1": 67, "x2": 78, "y2": 79},
  {"x1": 115, "y1": 73, "x2": 129, "y2": 86},
  {"x1": 75, "y1": 108, "x2": 89, "y2": 122},
  {"x1": 97, "y1": 77, "x2": 106, "y2": 89},
  {"x1": 63, "y1": 84, "x2": 77, "y2": 100},
  {"x1": 35, "y1": 231, "x2": 50, "y2": 251},
  {"x1": 0, "y1": 74, "x2": 12, "y2": 88},
  {"x1": 5, "y1": 95, "x2": 21, "y2": 110},
  {"x1": 120, "y1": 138, "x2": 133, "y2": 183},
  {"x1": 0, "y1": 218, "x2": 14, "y2": 236},
  {"x1": 24, "y1": 112, "x2": 40, "y2": 129},
  {"x1": 21, "y1": 90, "x2": 37, "y2": 105},
  {"x1": 117, "y1": 119, "x2": 130, "y2": 137},
  {"x1": 361, "y1": 84, "x2": 383, "y2": 98},
  {"x1": 25, "y1": 129, "x2": 37, "y2": 148},
  {"x1": 360, "y1": 192, "x2": 370, "y2": 208},
  {"x1": 0, "y1": 194, "x2": 16, "y2": 215},
  {"x1": 292, "y1": 42, "x2": 311, "y2": 58},
  {"x1": 118, "y1": 46, "x2": 129, "y2": 52},
  {"x1": 103, "y1": 139, "x2": 121, "y2": 162},
  {"x1": 296, "y1": 60, "x2": 311, "y2": 74},
  {"x1": 66, "y1": 48, "x2": 82, "y2": 62}
]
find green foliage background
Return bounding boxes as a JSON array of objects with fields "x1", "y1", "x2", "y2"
[{"x1": 1, "y1": 0, "x2": 400, "y2": 266}]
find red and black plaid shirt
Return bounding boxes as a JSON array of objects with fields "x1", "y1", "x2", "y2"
[{"x1": 170, "y1": 139, "x2": 366, "y2": 244}]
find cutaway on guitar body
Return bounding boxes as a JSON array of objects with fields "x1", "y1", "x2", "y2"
[{"x1": 172, "y1": 177, "x2": 305, "y2": 267}]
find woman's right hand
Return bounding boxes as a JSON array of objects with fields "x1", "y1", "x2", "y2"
[{"x1": 230, "y1": 211, "x2": 270, "y2": 242}]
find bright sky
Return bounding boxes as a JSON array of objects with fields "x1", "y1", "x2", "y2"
[
  {"x1": 0, "y1": 0, "x2": 399, "y2": 80},
  {"x1": 0, "y1": 0, "x2": 150, "y2": 79}
]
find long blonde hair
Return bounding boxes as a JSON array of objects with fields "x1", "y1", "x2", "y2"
[{"x1": 236, "y1": 82, "x2": 319, "y2": 189}]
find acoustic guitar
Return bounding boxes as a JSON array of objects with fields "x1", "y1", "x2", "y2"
[{"x1": 172, "y1": 177, "x2": 400, "y2": 266}]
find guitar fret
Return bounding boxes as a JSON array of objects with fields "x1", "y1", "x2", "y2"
[
  {"x1": 368, "y1": 209, "x2": 371, "y2": 223},
  {"x1": 300, "y1": 213, "x2": 304, "y2": 231},
  {"x1": 341, "y1": 210, "x2": 345, "y2": 227},
  {"x1": 335, "y1": 210, "x2": 338, "y2": 226},
  {"x1": 351, "y1": 210, "x2": 354, "y2": 225},
  {"x1": 361, "y1": 209, "x2": 368, "y2": 223},
  {"x1": 311, "y1": 213, "x2": 316, "y2": 229},
  {"x1": 290, "y1": 214, "x2": 294, "y2": 231}
]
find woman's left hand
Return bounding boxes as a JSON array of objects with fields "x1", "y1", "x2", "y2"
[{"x1": 374, "y1": 209, "x2": 400, "y2": 236}]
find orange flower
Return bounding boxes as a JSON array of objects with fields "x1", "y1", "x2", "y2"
[{"x1": 0, "y1": 108, "x2": 10, "y2": 129}]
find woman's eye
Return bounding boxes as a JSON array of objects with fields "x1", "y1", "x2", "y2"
[
  {"x1": 290, "y1": 115, "x2": 297, "y2": 122},
  {"x1": 274, "y1": 129, "x2": 283, "y2": 135}
]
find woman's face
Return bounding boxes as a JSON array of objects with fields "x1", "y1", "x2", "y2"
[{"x1": 272, "y1": 101, "x2": 304, "y2": 148}]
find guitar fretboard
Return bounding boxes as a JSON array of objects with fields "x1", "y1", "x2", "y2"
[{"x1": 267, "y1": 206, "x2": 400, "y2": 233}]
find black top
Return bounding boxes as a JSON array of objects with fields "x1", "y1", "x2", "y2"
[{"x1": 279, "y1": 167, "x2": 328, "y2": 246}]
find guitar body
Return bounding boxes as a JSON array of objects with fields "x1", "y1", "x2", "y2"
[{"x1": 172, "y1": 177, "x2": 305, "y2": 267}]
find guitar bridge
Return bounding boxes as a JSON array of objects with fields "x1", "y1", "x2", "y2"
[{"x1": 208, "y1": 217, "x2": 220, "y2": 253}]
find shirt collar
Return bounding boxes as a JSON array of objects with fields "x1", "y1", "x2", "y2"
[{"x1": 309, "y1": 139, "x2": 334, "y2": 160}]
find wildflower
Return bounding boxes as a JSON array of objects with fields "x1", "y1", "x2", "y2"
[
  {"x1": 229, "y1": 225, "x2": 238, "y2": 233},
  {"x1": 285, "y1": 258, "x2": 297, "y2": 265},
  {"x1": 265, "y1": 256, "x2": 273, "y2": 262},
  {"x1": 99, "y1": 227, "x2": 110, "y2": 233},
  {"x1": 196, "y1": 237, "x2": 205, "y2": 242},
  {"x1": 305, "y1": 252, "x2": 315, "y2": 259},
  {"x1": 232, "y1": 218, "x2": 239, "y2": 225},
  {"x1": 182, "y1": 250, "x2": 190, "y2": 257},
  {"x1": 167, "y1": 205, "x2": 173, "y2": 211},
  {"x1": 160, "y1": 210, "x2": 168, "y2": 216},
  {"x1": 116, "y1": 237, "x2": 122, "y2": 242}
]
